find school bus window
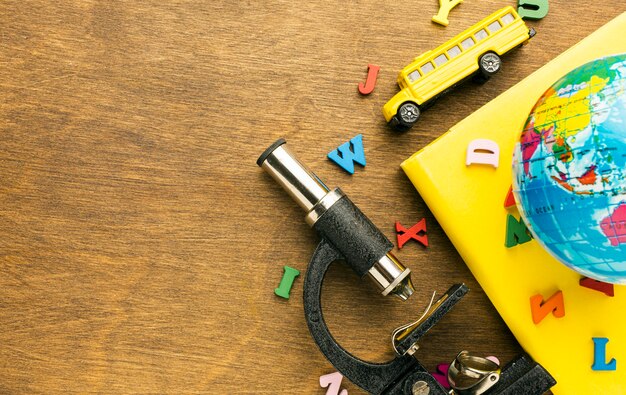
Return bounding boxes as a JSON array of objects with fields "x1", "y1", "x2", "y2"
[
  {"x1": 501, "y1": 13, "x2": 515, "y2": 25},
  {"x1": 434, "y1": 54, "x2": 448, "y2": 66},
  {"x1": 461, "y1": 37, "x2": 475, "y2": 50},
  {"x1": 447, "y1": 45, "x2": 461, "y2": 58},
  {"x1": 475, "y1": 29, "x2": 488, "y2": 41},
  {"x1": 421, "y1": 62, "x2": 434, "y2": 75},
  {"x1": 488, "y1": 21, "x2": 502, "y2": 33},
  {"x1": 408, "y1": 70, "x2": 421, "y2": 82}
]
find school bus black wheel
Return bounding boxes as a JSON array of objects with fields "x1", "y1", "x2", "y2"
[
  {"x1": 390, "y1": 115, "x2": 411, "y2": 132},
  {"x1": 479, "y1": 52, "x2": 501, "y2": 77},
  {"x1": 396, "y1": 102, "x2": 420, "y2": 129}
]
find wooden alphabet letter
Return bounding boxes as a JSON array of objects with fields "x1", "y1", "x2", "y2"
[
  {"x1": 580, "y1": 277, "x2": 614, "y2": 297},
  {"x1": 505, "y1": 214, "x2": 532, "y2": 248},
  {"x1": 530, "y1": 291, "x2": 565, "y2": 324},
  {"x1": 518, "y1": 0, "x2": 549, "y2": 20},
  {"x1": 592, "y1": 337, "x2": 617, "y2": 371},
  {"x1": 466, "y1": 139, "x2": 499, "y2": 168},
  {"x1": 358, "y1": 64, "x2": 380, "y2": 95},
  {"x1": 433, "y1": 0, "x2": 463, "y2": 26},
  {"x1": 320, "y1": 371, "x2": 348, "y2": 395},
  {"x1": 396, "y1": 219, "x2": 428, "y2": 249},
  {"x1": 274, "y1": 266, "x2": 300, "y2": 299},
  {"x1": 328, "y1": 134, "x2": 366, "y2": 174},
  {"x1": 504, "y1": 185, "x2": 516, "y2": 209}
]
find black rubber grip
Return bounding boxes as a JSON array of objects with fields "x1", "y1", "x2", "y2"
[{"x1": 313, "y1": 195, "x2": 393, "y2": 277}]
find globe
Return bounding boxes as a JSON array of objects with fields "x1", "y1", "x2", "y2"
[{"x1": 512, "y1": 54, "x2": 626, "y2": 284}]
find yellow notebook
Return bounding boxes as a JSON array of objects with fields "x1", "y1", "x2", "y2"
[{"x1": 401, "y1": 13, "x2": 626, "y2": 395}]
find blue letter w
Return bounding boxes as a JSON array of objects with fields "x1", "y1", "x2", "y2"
[{"x1": 327, "y1": 134, "x2": 366, "y2": 174}]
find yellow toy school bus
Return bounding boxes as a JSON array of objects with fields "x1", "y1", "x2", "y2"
[{"x1": 384, "y1": 6, "x2": 536, "y2": 131}]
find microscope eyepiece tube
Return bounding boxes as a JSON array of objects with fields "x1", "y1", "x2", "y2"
[
  {"x1": 258, "y1": 138, "x2": 414, "y2": 301},
  {"x1": 257, "y1": 138, "x2": 330, "y2": 212}
]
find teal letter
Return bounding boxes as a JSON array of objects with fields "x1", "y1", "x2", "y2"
[
  {"x1": 328, "y1": 134, "x2": 366, "y2": 174},
  {"x1": 592, "y1": 337, "x2": 617, "y2": 371}
]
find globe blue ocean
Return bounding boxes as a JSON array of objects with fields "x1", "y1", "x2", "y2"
[{"x1": 512, "y1": 54, "x2": 626, "y2": 284}]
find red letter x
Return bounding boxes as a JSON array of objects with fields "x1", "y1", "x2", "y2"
[{"x1": 396, "y1": 219, "x2": 428, "y2": 249}]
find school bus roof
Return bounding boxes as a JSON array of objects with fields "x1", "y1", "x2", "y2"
[{"x1": 403, "y1": 6, "x2": 518, "y2": 73}]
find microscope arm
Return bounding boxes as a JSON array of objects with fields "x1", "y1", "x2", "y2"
[{"x1": 303, "y1": 239, "x2": 448, "y2": 395}]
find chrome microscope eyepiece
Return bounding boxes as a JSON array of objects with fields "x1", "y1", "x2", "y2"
[{"x1": 257, "y1": 138, "x2": 414, "y2": 300}]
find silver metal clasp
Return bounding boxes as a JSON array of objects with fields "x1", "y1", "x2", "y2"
[{"x1": 447, "y1": 351, "x2": 501, "y2": 395}]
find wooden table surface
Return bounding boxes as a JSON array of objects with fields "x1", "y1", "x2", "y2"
[{"x1": 0, "y1": 1, "x2": 622, "y2": 393}]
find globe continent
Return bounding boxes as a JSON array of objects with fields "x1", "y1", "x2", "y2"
[{"x1": 512, "y1": 54, "x2": 626, "y2": 284}]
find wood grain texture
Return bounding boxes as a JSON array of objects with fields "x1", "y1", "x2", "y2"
[{"x1": 0, "y1": 1, "x2": 622, "y2": 393}]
